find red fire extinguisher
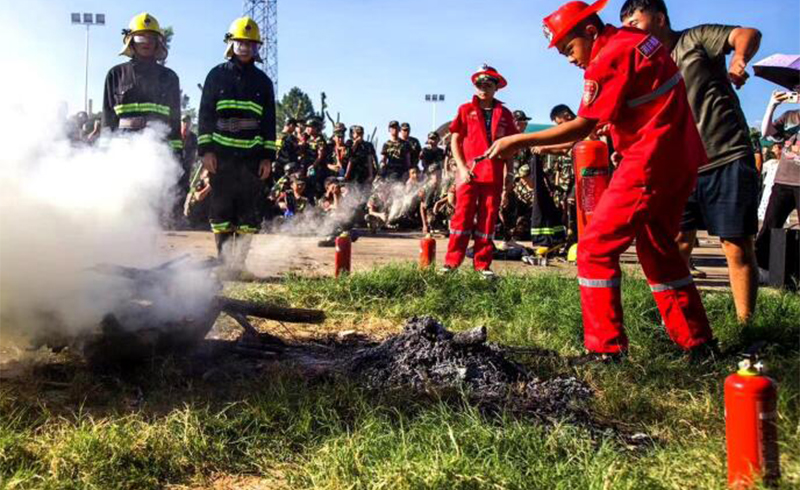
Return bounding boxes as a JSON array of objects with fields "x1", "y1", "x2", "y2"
[
  {"x1": 420, "y1": 234, "x2": 436, "y2": 268},
  {"x1": 725, "y1": 355, "x2": 780, "y2": 489},
  {"x1": 334, "y1": 232, "x2": 351, "y2": 277},
  {"x1": 573, "y1": 140, "x2": 611, "y2": 239}
]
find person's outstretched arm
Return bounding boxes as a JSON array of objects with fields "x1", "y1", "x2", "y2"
[{"x1": 485, "y1": 117, "x2": 597, "y2": 160}]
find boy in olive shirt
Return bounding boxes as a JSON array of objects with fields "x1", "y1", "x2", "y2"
[{"x1": 620, "y1": 0, "x2": 762, "y2": 322}]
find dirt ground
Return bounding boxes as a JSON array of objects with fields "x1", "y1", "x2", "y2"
[{"x1": 158, "y1": 229, "x2": 734, "y2": 290}]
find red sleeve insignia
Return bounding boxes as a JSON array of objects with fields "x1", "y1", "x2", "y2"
[{"x1": 583, "y1": 80, "x2": 599, "y2": 106}]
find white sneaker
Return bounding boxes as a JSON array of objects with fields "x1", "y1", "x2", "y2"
[{"x1": 479, "y1": 269, "x2": 497, "y2": 280}]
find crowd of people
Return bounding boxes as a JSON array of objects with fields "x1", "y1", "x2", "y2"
[
  {"x1": 180, "y1": 109, "x2": 584, "y2": 251},
  {"x1": 74, "y1": 0, "x2": 797, "y2": 362}
]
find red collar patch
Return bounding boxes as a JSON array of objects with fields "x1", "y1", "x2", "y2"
[
  {"x1": 636, "y1": 35, "x2": 662, "y2": 59},
  {"x1": 583, "y1": 80, "x2": 599, "y2": 106}
]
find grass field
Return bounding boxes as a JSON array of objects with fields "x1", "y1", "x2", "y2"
[{"x1": 1, "y1": 264, "x2": 798, "y2": 489}]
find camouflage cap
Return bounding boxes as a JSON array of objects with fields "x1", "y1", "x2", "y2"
[
  {"x1": 334, "y1": 122, "x2": 347, "y2": 132},
  {"x1": 388, "y1": 120, "x2": 400, "y2": 129},
  {"x1": 400, "y1": 122, "x2": 410, "y2": 130},
  {"x1": 513, "y1": 110, "x2": 532, "y2": 122},
  {"x1": 427, "y1": 131, "x2": 440, "y2": 140},
  {"x1": 305, "y1": 116, "x2": 323, "y2": 128}
]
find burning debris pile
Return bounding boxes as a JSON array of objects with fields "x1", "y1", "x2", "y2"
[
  {"x1": 345, "y1": 317, "x2": 592, "y2": 417},
  {"x1": 30, "y1": 257, "x2": 325, "y2": 367}
]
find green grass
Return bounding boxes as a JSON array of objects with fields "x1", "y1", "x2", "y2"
[{"x1": 1, "y1": 263, "x2": 798, "y2": 489}]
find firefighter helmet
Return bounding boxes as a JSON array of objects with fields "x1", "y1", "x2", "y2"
[
  {"x1": 224, "y1": 17, "x2": 263, "y2": 60},
  {"x1": 119, "y1": 12, "x2": 167, "y2": 61},
  {"x1": 543, "y1": 0, "x2": 609, "y2": 48}
]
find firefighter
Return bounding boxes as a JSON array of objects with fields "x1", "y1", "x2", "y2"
[
  {"x1": 486, "y1": 0, "x2": 714, "y2": 361},
  {"x1": 198, "y1": 17, "x2": 276, "y2": 276},
  {"x1": 442, "y1": 65, "x2": 519, "y2": 279},
  {"x1": 102, "y1": 12, "x2": 182, "y2": 154}
]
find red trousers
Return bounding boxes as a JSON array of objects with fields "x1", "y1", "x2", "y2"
[
  {"x1": 445, "y1": 182, "x2": 501, "y2": 270},
  {"x1": 577, "y1": 160, "x2": 712, "y2": 354}
]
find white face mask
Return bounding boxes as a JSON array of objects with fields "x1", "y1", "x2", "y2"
[
  {"x1": 233, "y1": 40, "x2": 254, "y2": 57},
  {"x1": 133, "y1": 34, "x2": 156, "y2": 45}
]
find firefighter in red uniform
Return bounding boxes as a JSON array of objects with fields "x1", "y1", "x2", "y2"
[
  {"x1": 486, "y1": 0, "x2": 715, "y2": 361},
  {"x1": 443, "y1": 65, "x2": 519, "y2": 279}
]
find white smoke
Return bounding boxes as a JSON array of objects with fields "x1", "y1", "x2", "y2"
[{"x1": 0, "y1": 96, "x2": 190, "y2": 338}]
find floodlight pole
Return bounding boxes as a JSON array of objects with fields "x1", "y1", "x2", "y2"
[
  {"x1": 84, "y1": 24, "x2": 90, "y2": 113},
  {"x1": 425, "y1": 94, "x2": 445, "y2": 131},
  {"x1": 72, "y1": 13, "x2": 104, "y2": 114}
]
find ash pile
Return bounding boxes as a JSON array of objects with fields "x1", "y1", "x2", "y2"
[{"x1": 346, "y1": 317, "x2": 592, "y2": 418}]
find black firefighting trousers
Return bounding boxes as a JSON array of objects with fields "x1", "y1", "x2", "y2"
[
  {"x1": 209, "y1": 158, "x2": 262, "y2": 237},
  {"x1": 530, "y1": 157, "x2": 566, "y2": 248}
]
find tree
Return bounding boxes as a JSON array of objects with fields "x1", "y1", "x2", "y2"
[
  {"x1": 276, "y1": 87, "x2": 316, "y2": 130},
  {"x1": 160, "y1": 26, "x2": 174, "y2": 66},
  {"x1": 181, "y1": 91, "x2": 197, "y2": 123}
]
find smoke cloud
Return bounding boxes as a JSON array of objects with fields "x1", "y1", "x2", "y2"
[{"x1": 0, "y1": 96, "x2": 190, "y2": 339}]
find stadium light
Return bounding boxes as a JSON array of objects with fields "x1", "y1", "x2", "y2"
[
  {"x1": 424, "y1": 94, "x2": 446, "y2": 131},
  {"x1": 71, "y1": 13, "x2": 106, "y2": 113}
]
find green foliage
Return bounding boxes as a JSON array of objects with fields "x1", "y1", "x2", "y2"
[
  {"x1": 276, "y1": 87, "x2": 316, "y2": 130},
  {"x1": 2, "y1": 265, "x2": 798, "y2": 489}
]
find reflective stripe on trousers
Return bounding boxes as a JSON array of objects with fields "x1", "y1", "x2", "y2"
[
  {"x1": 578, "y1": 277, "x2": 621, "y2": 288},
  {"x1": 531, "y1": 226, "x2": 567, "y2": 236},
  {"x1": 211, "y1": 221, "x2": 233, "y2": 233},
  {"x1": 650, "y1": 275, "x2": 694, "y2": 293}
]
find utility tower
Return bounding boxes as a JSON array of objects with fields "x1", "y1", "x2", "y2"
[{"x1": 242, "y1": 0, "x2": 278, "y2": 93}]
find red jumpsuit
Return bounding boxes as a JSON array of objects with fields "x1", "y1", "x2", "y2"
[
  {"x1": 446, "y1": 96, "x2": 518, "y2": 270},
  {"x1": 577, "y1": 26, "x2": 713, "y2": 353}
]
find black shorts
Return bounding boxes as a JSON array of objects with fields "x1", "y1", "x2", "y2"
[
  {"x1": 209, "y1": 159, "x2": 262, "y2": 234},
  {"x1": 680, "y1": 155, "x2": 759, "y2": 238}
]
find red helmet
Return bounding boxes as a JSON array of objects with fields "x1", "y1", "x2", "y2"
[
  {"x1": 543, "y1": 0, "x2": 608, "y2": 48},
  {"x1": 471, "y1": 64, "x2": 508, "y2": 89}
]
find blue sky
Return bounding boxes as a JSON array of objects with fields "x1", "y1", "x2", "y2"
[{"x1": 1, "y1": 0, "x2": 797, "y2": 138}]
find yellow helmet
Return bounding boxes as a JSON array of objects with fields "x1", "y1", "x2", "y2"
[
  {"x1": 119, "y1": 12, "x2": 167, "y2": 60},
  {"x1": 224, "y1": 17, "x2": 263, "y2": 60},
  {"x1": 225, "y1": 17, "x2": 262, "y2": 43},
  {"x1": 567, "y1": 243, "x2": 578, "y2": 263},
  {"x1": 127, "y1": 12, "x2": 162, "y2": 35}
]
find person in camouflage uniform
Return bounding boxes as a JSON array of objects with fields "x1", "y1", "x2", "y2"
[
  {"x1": 328, "y1": 128, "x2": 348, "y2": 177},
  {"x1": 419, "y1": 131, "x2": 445, "y2": 172},
  {"x1": 299, "y1": 116, "x2": 329, "y2": 200},
  {"x1": 544, "y1": 104, "x2": 579, "y2": 241},
  {"x1": 275, "y1": 118, "x2": 300, "y2": 178},
  {"x1": 381, "y1": 120, "x2": 411, "y2": 181},
  {"x1": 343, "y1": 125, "x2": 374, "y2": 184},
  {"x1": 498, "y1": 110, "x2": 535, "y2": 241},
  {"x1": 400, "y1": 122, "x2": 422, "y2": 169}
]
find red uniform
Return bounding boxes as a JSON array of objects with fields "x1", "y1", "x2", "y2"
[
  {"x1": 446, "y1": 96, "x2": 518, "y2": 270},
  {"x1": 576, "y1": 25, "x2": 712, "y2": 353}
]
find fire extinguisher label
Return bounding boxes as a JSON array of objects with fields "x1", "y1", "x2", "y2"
[
  {"x1": 756, "y1": 400, "x2": 781, "y2": 481},
  {"x1": 758, "y1": 411, "x2": 777, "y2": 420}
]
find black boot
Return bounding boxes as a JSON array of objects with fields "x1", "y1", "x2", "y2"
[{"x1": 214, "y1": 233, "x2": 234, "y2": 261}]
